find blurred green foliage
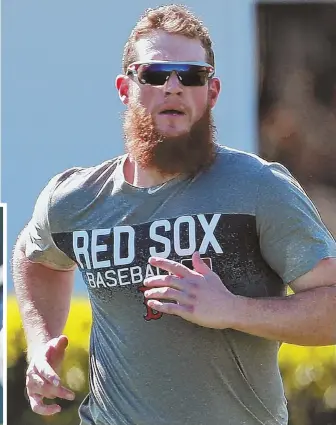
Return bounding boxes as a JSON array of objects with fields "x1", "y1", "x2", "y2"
[{"x1": 7, "y1": 297, "x2": 336, "y2": 425}]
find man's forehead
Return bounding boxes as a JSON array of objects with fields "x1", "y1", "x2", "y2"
[{"x1": 134, "y1": 30, "x2": 207, "y2": 62}]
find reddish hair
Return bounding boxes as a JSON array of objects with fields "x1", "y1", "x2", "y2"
[{"x1": 122, "y1": 4, "x2": 215, "y2": 73}]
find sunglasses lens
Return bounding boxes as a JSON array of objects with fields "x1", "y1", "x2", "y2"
[
  {"x1": 137, "y1": 64, "x2": 169, "y2": 85},
  {"x1": 178, "y1": 66, "x2": 208, "y2": 86},
  {"x1": 135, "y1": 63, "x2": 212, "y2": 86}
]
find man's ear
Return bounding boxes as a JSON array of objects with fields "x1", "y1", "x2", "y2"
[
  {"x1": 208, "y1": 77, "x2": 221, "y2": 108},
  {"x1": 115, "y1": 75, "x2": 130, "y2": 105}
]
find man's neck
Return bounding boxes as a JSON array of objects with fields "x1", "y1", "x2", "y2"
[{"x1": 123, "y1": 155, "x2": 179, "y2": 188}]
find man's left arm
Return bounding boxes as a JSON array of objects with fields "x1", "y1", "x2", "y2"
[
  {"x1": 231, "y1": 257, "x2": 336, "y2": 346},
  {"x1": 144, "y1": 254, "x2": 336, "y2": 346},
  {"x1": 234, "y1": 162, "x2": 336, "y2": 346}
]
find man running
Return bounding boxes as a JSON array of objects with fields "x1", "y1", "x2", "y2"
[{"x1": 13, "y1": 5, "x2": 336, "y2": 425}]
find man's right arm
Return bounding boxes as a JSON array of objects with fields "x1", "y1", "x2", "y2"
[
  {"x1": 12, "y1": 228, "x2": 76, "y2": 415},
  {"x1": 12, "y1": 170, "x2": 80, "y2": 414},
  {"x1": 12, "y1": 228, "x2": 75, "y2": 361}
]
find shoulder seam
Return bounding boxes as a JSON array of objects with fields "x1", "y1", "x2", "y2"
[{"x1": 255, "y1": 162, "x2": 267, "y2": 224}]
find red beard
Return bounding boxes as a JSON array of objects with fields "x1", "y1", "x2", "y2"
[{"x1": 123, "y1": 102, "x2": 217, "y2": 177}]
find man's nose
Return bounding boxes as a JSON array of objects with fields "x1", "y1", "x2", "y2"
[{"x1": 164, "y1": 71, "x2": 183, "y2": 95}]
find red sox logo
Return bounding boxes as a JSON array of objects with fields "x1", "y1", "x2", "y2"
[
  {"x1": 138, "y1": 257, "x2": 213, "y2": 321},
  {"x1": 138, "y1": 286, "x2": 163, "y2": 321}
]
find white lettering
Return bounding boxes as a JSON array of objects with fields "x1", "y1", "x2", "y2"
[
  {"x1": 130, "y1": 266, "x2": 143, "y2": 284},
  {"x1": 96, "y1": 272, "x2": 107, "y2": 288},
  {"x1": 114, "y1": 226, "x2": 135, "y2": 266},
  {"x1": 85, "y1": 264, "x2": 168, "y2": 290},
  {"x1": 86, "y1": 272, "x2": 96, "y2": 288},
  {"x1": 118, "y1": 267, "x2": 131, "y2": 286},
  {"x1": 149, "y1": 220, "x2": 171, "y2": 257},
  {"x1": 174, "y1": 216, "x2": 196, "y2": 256},
  {"x1": 145, "y1": 264, "x2": 156, "y2": 278},
  {"x1": 73, "y1": 231, "x2": 91, "y2": 269},
  {"x1": 105, "y1": 270, "x2": 117, "y2": 287},
  {"x1": 198, "y1": 214, "x2": 223, "y2": 254},
  {"x1": 91, "y1": 228, "x2": 111, "y2": 269}
]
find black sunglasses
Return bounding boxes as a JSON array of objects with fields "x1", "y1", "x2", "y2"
[{"x1": 127, "y1": 61, "x2": 215, "y2": 87}]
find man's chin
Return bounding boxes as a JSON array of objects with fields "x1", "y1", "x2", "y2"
[{"x1": 157, "y1": 128, "x2": 189, "y2": 139}]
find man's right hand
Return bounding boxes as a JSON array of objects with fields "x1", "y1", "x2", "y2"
[{"x1": 26, "y1": 335, "x2": 75, "y2": 415}]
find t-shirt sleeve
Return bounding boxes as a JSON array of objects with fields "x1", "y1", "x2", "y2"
[
  {"x1": 24, "y1": 175, "x2": 77, "y2": 271},
  {"x1": 256, "y1": 162, "x2": 336, "y2": 284}
]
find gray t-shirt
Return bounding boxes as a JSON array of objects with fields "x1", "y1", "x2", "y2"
[{"x1": 24, "y1": 145, "x2": 336, "y2": 425}]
